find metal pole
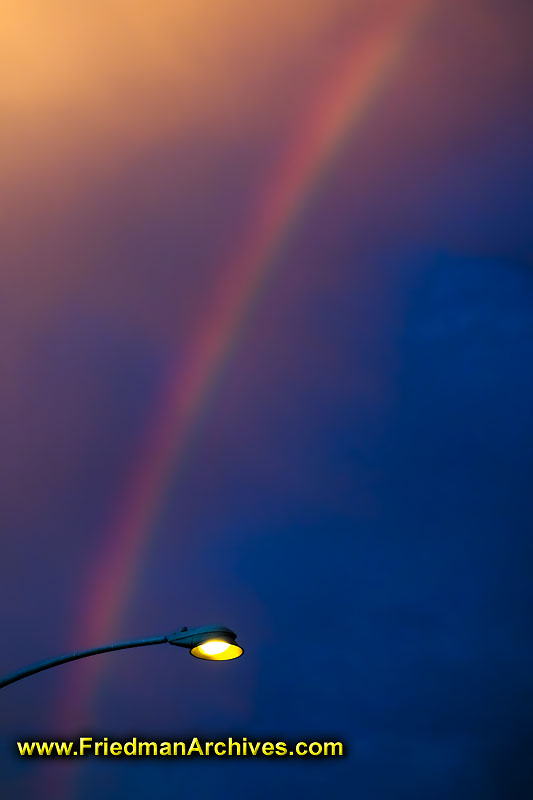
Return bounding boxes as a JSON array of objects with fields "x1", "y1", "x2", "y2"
[{"x1": 0, "y1": 635, "x2": 167, "y2": 689}]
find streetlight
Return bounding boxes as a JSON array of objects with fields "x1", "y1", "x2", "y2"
[{"x1": 0, "y1": 625, "x2": 243, "y2": 689}]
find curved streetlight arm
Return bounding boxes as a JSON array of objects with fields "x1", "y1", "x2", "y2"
[
  {"x1": 0, "y1": 625, "x2": 240, "y2": 690},
  {"x1": 0, "y1": 634, "x2": 167, "y2": 689}
]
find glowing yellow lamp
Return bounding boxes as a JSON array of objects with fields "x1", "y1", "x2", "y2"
[
  {"x1": 166, "y1": 625, "x2": 244, "y2": 661},
  {"x1": 190, "y1": 639, "x2": 243, "y2": 661}
]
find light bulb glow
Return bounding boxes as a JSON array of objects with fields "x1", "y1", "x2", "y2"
[
  {"x1": 190, "y1": 639, "x2": 244, "y2": 661},
  {"x1": 198, "y1": 640, "x2": 230, "y2": 656}
]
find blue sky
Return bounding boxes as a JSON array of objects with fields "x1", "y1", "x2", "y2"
[{"x1": 1, "y1": 2, "x2": 532, "y2": 798}]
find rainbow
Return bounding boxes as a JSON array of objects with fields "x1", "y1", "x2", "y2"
[{"x1": 59, "y1": 0, "x2": 429, "y2": 732}]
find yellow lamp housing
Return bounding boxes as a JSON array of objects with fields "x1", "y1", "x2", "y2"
[{"x1": 166, "y1": 625, "x2": 243, "y2": 661}]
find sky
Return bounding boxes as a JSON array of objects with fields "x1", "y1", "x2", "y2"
[{"x1": 0, "y1": 1, "x2": 532, "y2": 798}]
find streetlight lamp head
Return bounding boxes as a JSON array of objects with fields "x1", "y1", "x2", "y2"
[{"x1": 166, "y1": 625, "x2": 243, "y2": 661}]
